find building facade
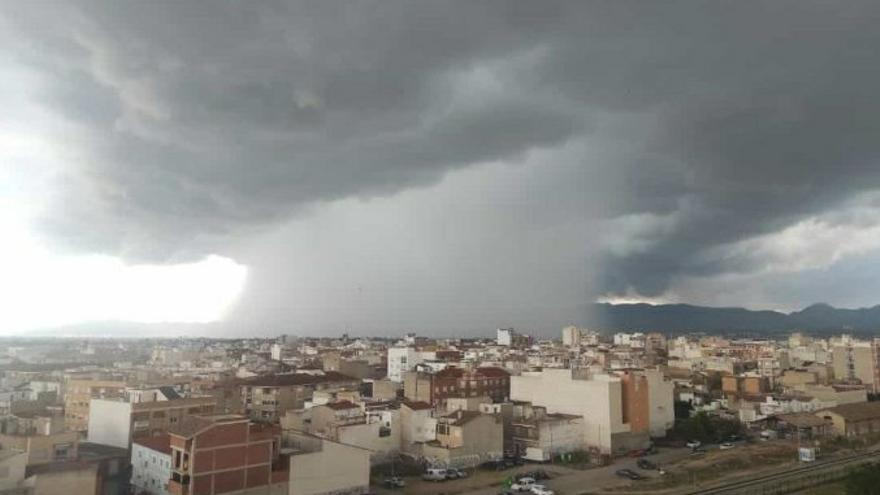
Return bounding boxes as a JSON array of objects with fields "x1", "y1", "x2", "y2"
[
  {"x1": 132, "y1": 434, "x2": 173, "y2": 495},
  {"x1": 168, "y1": 415, "x2": 288, "y2": 495},
  {"x1": 88, "y1": 396, "x2": 217, "y2": 450}
]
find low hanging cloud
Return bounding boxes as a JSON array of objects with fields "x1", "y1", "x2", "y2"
[{"x1": 5, "y1": 1, "x2": 880, "y2": 320}]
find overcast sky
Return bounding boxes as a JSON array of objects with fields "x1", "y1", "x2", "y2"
[{"x1": 4, "y1": 1, "x2": 880, "y2": 336}]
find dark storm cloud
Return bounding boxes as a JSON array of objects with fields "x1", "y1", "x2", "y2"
[{"x1": 5, "y1": 1, "x2": 880, "y2": 299}]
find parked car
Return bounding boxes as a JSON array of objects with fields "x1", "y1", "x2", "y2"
[
  {"x1": 446, "y1": 468, "x2": 468, "y2": 479},
  {"x1": 689, "y1": 447, "x2": 707, "y2": 455},
  {"x1": 383, "y1": 477, "x2": 406, "y2": 488},
  {"x1": 530, "y1": 485, "x2": 555, "y2": 495},
  {"x1": 511, "y1": 477, "x2": 536, "y2": 492},
  {"x1": 685, "y1": 440, "x2": 702, "y2": 449},
  {"x1": 615, "y1": 469, "x2": 642, "y2": 480},
  {"x1": 719, "y1": 442, "x2": 735, "y2": 450},
  {"x1": 521, "y1": 470, "x2": 550, "y2": 481},
  {"x1": 422, "y1": 468, "x2": 448, "y2": 482},
  {"x1": 636, "y1": 459, "x2": 657, "y2": 470}
]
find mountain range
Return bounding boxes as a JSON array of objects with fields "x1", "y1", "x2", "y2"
[{"x1": 585, "y1": 302, "x2": 880, "y2": 335}]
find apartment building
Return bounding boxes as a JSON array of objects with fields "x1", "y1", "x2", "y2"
[
  {"x1": 88, "y1": 396, "x2": 217, "y2": 449},
  {"x1": 285, "y1": 431, "x2": 370, "y2": 495},
  {"x1": 511, "y1": 368, "x2": 653, "y2": 454},
  {"x1": 64, "y1": 379, "x2": 127, "y2": 431},
  {"x1": 403, "y1": 367, "x2": 510, "y2": 406},
  {"x1": 132, "y1": 434, "x2": 173, "y2": 495},
  {"x1": 617, "y1": 368, "x2": 675, "y2": 438},
  {"x1": 421, "y1": 410, "x2": 503, "y2": 468},
  {"x1": 387, "y1": 347, "x2": 434, "y2": 383},
  {"x1": 306, "y1": 401, "x2": 400, "y2": 464},
  {"x1": 239, "y1": 372, "x2": 360, "y2": 421},
  {"x1": 0, "y1": 411, "x2": 78, "y2": 466},
  {"x1": 167, "y1": 415, "x2": 288, "y2": 495},
  {"x1": 832, "y1": 338, "x2": 877, "y2": 392},
  {"x1": 400, "y1": 401, "x2": 436, "y2": 450},
  {"x1": 510, "y1": 404, "x2": 584, "y2": 461}
]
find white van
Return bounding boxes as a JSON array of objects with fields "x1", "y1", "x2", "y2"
[
  {"x1": 511, "y1": 477, "x2": 536, "y2": 492},
  {"x1": 422, "y1": 468, "x2": 448, "y2": 482}
]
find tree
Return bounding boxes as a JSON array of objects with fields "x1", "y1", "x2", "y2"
[{"x1": 674, "y1": 400, "x2": 693, "y2": 420}]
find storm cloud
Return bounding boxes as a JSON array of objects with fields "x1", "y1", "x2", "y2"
[{"x1": 5, "y1": 1, "x2": 880, "y2": 333}]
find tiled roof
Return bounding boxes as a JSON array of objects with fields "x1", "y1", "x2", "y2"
[
  {"x1": 774, "y1": 413, "x2": 827, "y2": 428},
  {"x1": 402, "y1": 400, "x2": 432, "y2": 411},
  {"x1": 133, "y1": 434, "x2": 172, "y2": 455},
  {"x1": 442, "y1": 410, "x2": 482, "y2": 426},
  {"x1": 324, "y1": 400, "x2": 359, "y2": 410},
  {"x1": 242, "y1": 372, "x2": 357, "y2": 387},
  {"x1": 821, "y1": 401, "x2": 880, "y2": 422},
  {"x1": 168, "y1": 416, "x2": 214, "y2": 438},
  {"x1": 473, "y1": 367, "x2": 510, "y2": 378}
]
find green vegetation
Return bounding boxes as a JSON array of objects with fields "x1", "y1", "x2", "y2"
[
  {"x1": 669, "y1": 411, "x2": 745, "y2": 443},
  {"x1": 843, "y1": 462, "x2": 880, "y2": 494}
]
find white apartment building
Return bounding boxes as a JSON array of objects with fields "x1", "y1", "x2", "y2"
[
  {"x1": 511, "y1": 369, "x2": 634, "y2": 454},
  {"x1": 271, "y1": 343, "x2": 283, "y2": 361},
  {"x1": 669, "y1": 337, "x2": 703, "y2": 359},
  {"x1": 131, "y1": 435, "x2": 172, "y2": 495},
  {"x1": 387, "y1": 347, "x2": 434, "y2": 383},
  {"x1": 613, "y1": 332, "x2": 645, "y2": 348},
  {"x1": 497, "y1": 328, "x2": 514, "y2": 346}
]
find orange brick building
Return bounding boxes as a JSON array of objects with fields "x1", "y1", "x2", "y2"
[{"x1": 167, "y1": 414, "x2": 287, "y2": 495}]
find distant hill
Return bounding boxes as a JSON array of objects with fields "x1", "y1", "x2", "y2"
[
  {"x1": 585, "y1": 302, "x2": 880, "y2": 335},
  {"x1": 16, "y1": 321, "x2": 221, "y2": 339}
]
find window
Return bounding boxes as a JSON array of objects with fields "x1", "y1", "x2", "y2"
[{"x1": 54, "y1": 443, "x2": 72, "y2": 460}]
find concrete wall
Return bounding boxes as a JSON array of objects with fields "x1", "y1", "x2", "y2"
[
  {"x1": 537, "y1": 417, "x2": 584, "y2": 457},
  {"x1": 400, "y1": 406, "x2": 435, "y2": 451},
  {"x1": 0, "y1": 430, "x2": 79, "y2": 466},
  {"x1": 799, "y1": 384, "x2": 868, "y2": 406},
  {"x1": 87, "y1": 399, "x2": 132, "y2": 449},
  {"x1": 644, "y1": 369, "x2": 675, "y2": 437},
  {"x1": 288, "y1": 439, "x2": 370, "y2": 495},
  {"x1": 336, "y1": 415, "x2": 400, "y2": 465},
  {"x1": 0, "y1": 450, "x2": 27, "y2": 492},
  {"x1": 422, "y1": 414, "x2": 503, "y2": 468},
  {"x1": 32, "y1": 463, "x2": 99, "y2": 495},
  {"x1": 370, "y1": 380, "x2": 399, "y2": 401}
]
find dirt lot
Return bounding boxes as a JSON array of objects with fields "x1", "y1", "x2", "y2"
[
  {"x1": 372, "y1": 466, "x2": 574, "y2": 495},
  {"x1": 613, "y1": 442, "x2": 801, "y2": 493}
]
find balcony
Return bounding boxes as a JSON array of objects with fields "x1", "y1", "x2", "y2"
[{"x1": 168, "y1": 472, "x2": 190, "y2": 495}]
